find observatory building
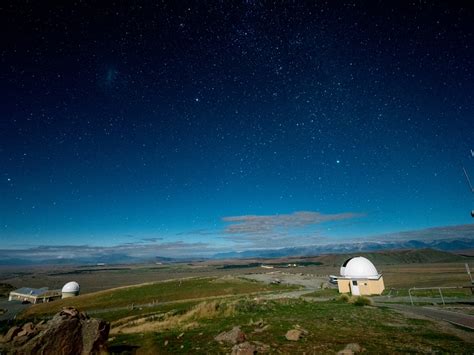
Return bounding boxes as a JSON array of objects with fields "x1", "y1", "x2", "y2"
[
  {"x1": 61, "y1": 281, "x2": 80, "y2": 298},
  {"x1": 8, "y1": 281, "x2": 80, "y2": 303},
  {"x1": 336, "y1": 256, "x2": 385, "y2": 296},
  {"x1": 8, "y1": 287, "x2": 62, "y2": 304}
]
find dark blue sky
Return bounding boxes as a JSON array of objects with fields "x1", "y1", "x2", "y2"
[{"x1": 1, "y1": 2, "x2": 473, "y2": 255}]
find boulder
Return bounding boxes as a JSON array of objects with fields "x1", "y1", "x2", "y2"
[
  {"x1": 285, "y1": 327, "x2": 308, "y2": 342},
  {"x1": 0, "y1": 307, "x2": 110, "y2": 355},
  {"x1": 231, "y1": 341, "x2": 257, "y2": 355},
  {"x1": 214, "y1": 326, "x2": 246, "y2": 344},
  {"x1": 1, "y1": 326, "x2": 21, "y2": 343},
  {"x1": 17, "y1": 322, "x2": 37, "y2": 338},
  {"x1": 285, "y1": 329, "x2": 303, "y2": 341},
  {"x1": 337, "y1": 343, "x2": 362, "y2": 355}
]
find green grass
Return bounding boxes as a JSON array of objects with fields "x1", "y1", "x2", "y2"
[
  {"x1": 302, "y1": 288, "x2": 339, "y2": 298},
  {"x1": 20, "y1": 277, "x2": 295, "y2": 319},
  {"x1": 108, "y1": 298, "x2": 473, "y2": 354}
]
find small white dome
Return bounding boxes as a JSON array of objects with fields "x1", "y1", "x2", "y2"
[
  {"x1": 340, "y1": 257, "x2": 379, "y2": 278},
  {"x1": 62, "y1": 281, "x2": 80, "y2": 293}
]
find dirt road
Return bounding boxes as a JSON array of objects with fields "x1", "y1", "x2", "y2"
[{"x1": 382, "y1": 303, "x2": 474, "y2": 330}]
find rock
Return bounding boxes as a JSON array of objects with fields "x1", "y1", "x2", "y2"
[
  {"x1": 60, "y1": 307, "x2": 80, "y2": 318},
  {"x1": 337, "y1": 343, "x2": 362, "y2": 355},
  {"x1": 214, "y1": 326, "x2": 246, "y2": 344},
  {"x1": 1, "y1": 326, "x2": 21, "y2": 343},
  {"x1": 249, "y1": 318, "x2": 264, "y2": 327},
  {"x1": 253, "y1": 341, "x2": 271, "y2": 352},
  {"x1": 231, "y1": 341, "x2": 257, "y2": 355},
  {"x1": 0, "y1": 307, "x2": 110, "y2": 355},
  {"x1": 253, "y1": 324, "x2": 269, "y2": 333},
  {"x1": 17, "y1": 322, "x2": 36, "y2": 338},
  {"x1": 285, "y1": 329, "x2": 304, "y2": 341},
  {"x1": 345, "y1": 343, "x2": 361, "y2": 352}
]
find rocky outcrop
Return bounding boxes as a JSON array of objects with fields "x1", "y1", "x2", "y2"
[
  {"x1": 231, "y1": 341, "x2": 256, "y2": 355},
  {"x1": 337, "y1": 343, "x2": 362, "y2": 355},
  {"x1": 214, "y1": 326, "x2": 246, "y2": 344},
  {"x1": 0, "y1": 307, "x2": 109, "y2": 355},
  {"x1": 285, "y1": 326, "x2": 308, "y2": 341}
]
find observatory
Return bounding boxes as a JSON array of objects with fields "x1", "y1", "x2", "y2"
[
  {"x1": 9, "y1": 287, "x2": 61, "y2": 304},
  {"x1": 61, "y1": 281, "x2": 80, "y2": 298},
  {"x1": 336, "y1": 256, "x2": 385, "y2": 295}
]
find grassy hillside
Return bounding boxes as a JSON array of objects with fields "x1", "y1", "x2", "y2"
[
  {"x1": 20, "y1": 277, "x2": 294, "y2": 319},
  {"x1": 11, "y1": 272, "x2": 474, "y2": 353},
  {"x1": 316, "y1": 249, "x2": 465, "y2": 267},
  {"x1": 107, "y1": 298, "x2": 473, "y2": 354}
]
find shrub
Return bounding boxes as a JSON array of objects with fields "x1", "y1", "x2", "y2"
[
  {"x1": 353, "y1": 296, "x2": 373, "y2": 306},
  {"x1": 337, "y1": 294, "x2": 350, "y2": 303}
]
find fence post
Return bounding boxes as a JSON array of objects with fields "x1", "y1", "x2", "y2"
[
  {"x1": 438, "y1": 288, "x2": 445, "y2": 306},
  {"x1": 409, "y1": 288, "x2": 414, "y2": 306}
]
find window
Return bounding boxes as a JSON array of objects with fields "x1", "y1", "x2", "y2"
[{"x1": 352, "y1": 280, "x2": 358, "y2": 286}]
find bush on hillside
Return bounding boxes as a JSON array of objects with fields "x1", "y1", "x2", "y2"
[
  {"x1": 353, "y1": 296, "x2": 373, "y2": 306},
  {"x1": 337, "y1": 294, "x2": 350, "y2": 303}
]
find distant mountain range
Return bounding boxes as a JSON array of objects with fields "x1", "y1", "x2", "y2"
[
  {"x1": 1, "y1": 237, "x2": 473, "y2": 266},
  {"x1": 212, "y1": 238, "x2": 474, "y2": 259},
  {"x1": 0, "y1": 254, "x2": 176, "y2": 266}
]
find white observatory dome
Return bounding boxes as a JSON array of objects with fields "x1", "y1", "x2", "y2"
[
  {"x1": 62, "y1": 281, "x2": 80, "y2": 294},
  {"x1": 340, "y1": 256, "x2": 379, "y2": 279}
]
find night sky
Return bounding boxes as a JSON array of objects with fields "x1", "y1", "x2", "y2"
[{"x1": 1, "y1": 2, "x2": 473, "y2": 257}]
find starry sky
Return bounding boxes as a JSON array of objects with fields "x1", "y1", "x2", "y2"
[{"x1": 1, "y1": 2, "x2": 473, "y2": 257}]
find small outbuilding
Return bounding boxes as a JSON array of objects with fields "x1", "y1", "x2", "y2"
[{"x1": 336, "y1": 256, "x2": 384, "y2": 295}]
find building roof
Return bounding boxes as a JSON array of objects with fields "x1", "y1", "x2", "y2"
[
  {"x1": 62, "y1": 281, "x2": 80, "y2": 293},
  {"x1": 11, "y1": 287, "x2": 50, "y2": 297},
  {"x1": 340, "y1": 256, "x2": 380, "y2": 279}
]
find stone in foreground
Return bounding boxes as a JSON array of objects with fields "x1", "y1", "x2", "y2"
[{"x1": 0, "y1": 307, "x2": 109, "y2": 355}]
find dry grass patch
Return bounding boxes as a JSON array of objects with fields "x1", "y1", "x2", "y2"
[{"x1": 112, "y1": 300, "x2": 236, "y2": 334}]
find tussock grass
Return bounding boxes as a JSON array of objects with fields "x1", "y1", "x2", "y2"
[
  {"x1": 337, "y1": 293, "x2": 351, "y2": 303},
  {"x1": 113, "y1": 300, "x2": 236, "y2": 334},
  {"x1": 352, "y1": 296, "x2": 374, "y2": 306},
  {"x1": 335, "y1": 294, "x2": 374, "y2": 306}
]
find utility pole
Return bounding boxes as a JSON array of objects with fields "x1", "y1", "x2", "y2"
[{"x1": 462, "y1": 166, "x2": 474, "y2": 217}]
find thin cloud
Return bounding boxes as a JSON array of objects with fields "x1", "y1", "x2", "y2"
[
  {"x1": 221, "y1": 211, "x2": 363, "y2": 248},
  {"x1": 0, "y1": 240, "x2": 217, "y2": 263},
  {"x1": 140, "y1": 237, "x2": 164, "y2": 243},
  {"x1": 365, "y1": 223, "x2": 474, "y2": 242}
]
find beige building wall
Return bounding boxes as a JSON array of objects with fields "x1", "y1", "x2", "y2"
[
  {"x1": 337, "y1": 276, "x2": 385, "y2": 295},
  {"x1": 368, "y1": 277, "x2": 384, "y2": 295},
  {"x1": 337, "y1": 279, "x2": 351, "y2": 293}
]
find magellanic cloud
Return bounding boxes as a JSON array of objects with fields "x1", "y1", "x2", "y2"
[{"x1": 221, "y1": 211, "x2": 364, "y2": 248}]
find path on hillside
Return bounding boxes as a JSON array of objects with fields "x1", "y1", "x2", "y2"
[
  {"x1": 373, "y1": 295, "x2": 474, "y2": 305},
  {"x1": 381, "y1": 303, "x2": 474, "y2": 330}
]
